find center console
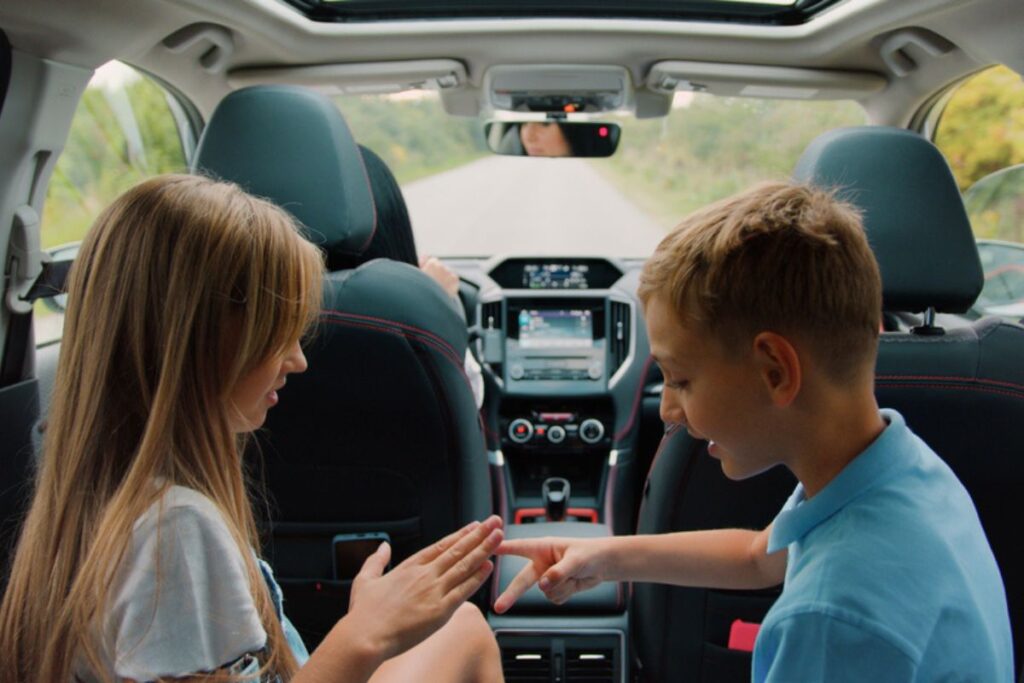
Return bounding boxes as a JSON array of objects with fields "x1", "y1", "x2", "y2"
[
  {"x1": 479, "y1": 257, "x2": 636, "y2": 520},
  {"x1": 491, "y1": 522, "x2": 629, "y2": 683},
  {"x1": 480, "y1": 258, "x2": 639, "y2": 683}
]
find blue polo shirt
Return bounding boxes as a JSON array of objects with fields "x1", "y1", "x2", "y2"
[{"x1": 753, "y1": 409, "x2": 1013, "y2": 682}]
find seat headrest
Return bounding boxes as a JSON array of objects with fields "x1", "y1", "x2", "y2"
[
  {"x1": 793, "y1": 126, "x2": 983, "y2": 314},
  {"x1": 191, "y1": 85, "x2": 376, "y2": 265}
]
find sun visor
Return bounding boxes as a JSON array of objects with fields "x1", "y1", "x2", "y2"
[{"x1": 646, "y1": 61, "x2": 886, "y2": 100}]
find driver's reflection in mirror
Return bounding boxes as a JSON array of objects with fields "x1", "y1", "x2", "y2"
[{"x1": 520, "y1": 121, "x2": 572, "y2": 157}]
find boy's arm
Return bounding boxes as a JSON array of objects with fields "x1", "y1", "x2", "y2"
[
  {"x1": 494, "y1": 525, "x2": 786, "y2": 613},
  {"x1": 613, "y1": 525, "x2": 785, "y2": 588}
]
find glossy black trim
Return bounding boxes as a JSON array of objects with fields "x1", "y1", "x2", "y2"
[{"x1": 282, "y1": 0, "x2": 842, "y2": 26}]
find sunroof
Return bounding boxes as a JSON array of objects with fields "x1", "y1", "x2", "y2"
[{"x1": 285, "y1": 0, "x2": 841, "y2": 25}]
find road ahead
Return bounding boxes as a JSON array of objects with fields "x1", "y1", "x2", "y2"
[{"x1": 402, "y1": 155, "x2": 667, "y2": 258}]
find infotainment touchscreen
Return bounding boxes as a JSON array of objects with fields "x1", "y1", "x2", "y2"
[{"x1": 518, "y1": 309, "x2": 593, "y2": 349}]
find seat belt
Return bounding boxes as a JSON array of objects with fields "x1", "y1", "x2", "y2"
[{"x1": 1, "y1": 247, "x2": 71, "y2": 387}]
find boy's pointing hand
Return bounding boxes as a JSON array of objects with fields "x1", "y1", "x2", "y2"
[{"x1": 492, "y1": 537, "x2": 607, "y2": 613}]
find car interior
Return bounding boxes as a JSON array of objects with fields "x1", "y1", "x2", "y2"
[{"x1": 1, "y1": 0, "x2": 1022, "y2": 681}]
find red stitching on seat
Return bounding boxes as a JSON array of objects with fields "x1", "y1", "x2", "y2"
[
  {"x1": 876, "y1": 382, "x2": 1024, "y2": 400},
  {"x1": 323, "y1": 309, "x2": 460, "y2": 363},
  {"x1": 319, "y1": 316, "x2": 490, "y2": 461},
  {"x1": 321, "y1": 313, "x2": 463, "y2": 368},
  {"x1": 635, "y1": 426, "x2": 679, "y2": 531},
  {"x1": 876, "y1": 374, "x2": 1024, "y2": 393},
  {"x1": 614, "y1": 355, "x2": 655, "y2": 442}
]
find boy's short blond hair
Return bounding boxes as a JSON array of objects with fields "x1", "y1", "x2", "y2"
[{"x1": 638, "y1": 182, "x2": 882, "y2": 383}]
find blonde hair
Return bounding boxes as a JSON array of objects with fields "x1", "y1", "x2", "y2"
[
  {"x1": 638, "y1": 181, "x2": 881, "y2": 383},
  {"x1": 0, "y1": 174, "x2": 323, "y2": 682}
]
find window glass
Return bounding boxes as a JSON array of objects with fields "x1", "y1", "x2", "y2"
[
  {"x1": 338, "y1": 91, "x2": 866, "y2": 258},
  {"x1": 286, "y1": 0, "x2": 836, "y2": 25},
  {"x1": 37, "y1": 62, "x2": 190, "y2": 344},
  {"x1": 934, "y1": 65, "x2": 1024, "y2": 318}
]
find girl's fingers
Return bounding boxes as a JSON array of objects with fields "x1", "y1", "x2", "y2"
[
  {"x1": 445, "y1": 560, "x2": 494, "y2": 610},
  {"x1": 356, "y1": 542, "x2": 391, "y2": 580},
  {"x1": 439, "y1": 528, "x2": 503, "y2": 593},
  {"x1": 414, "y1": 519, "x2": 482, "y2": 565},
  {"x1": 433, "y1": 516, "x2": 502, "y2": 575}
]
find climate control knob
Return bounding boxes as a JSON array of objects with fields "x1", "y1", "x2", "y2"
[
  {"x1": 508, "y1": 418, "x2": 534, "y2": 444},
  {"x1": 579, "y1": 418, "x2": 605, "y2": 444},
  {"x1": 547, "y1": 425, "x2": 567, "y2": 444}
]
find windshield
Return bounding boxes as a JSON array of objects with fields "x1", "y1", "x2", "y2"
[{"x1": 337, "y1": 92, "x2": 868, "y2": 258}]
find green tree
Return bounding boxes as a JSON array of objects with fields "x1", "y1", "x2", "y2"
[
  {"x1": 935, "y1": 66, "x2": 1024, "y2": 194},
  {"x1": 597, "y1": 95, "x2": 866, "y2": 227},
  {"x1": 42, "y1": 69, "x2": 187, "y2": 249}
]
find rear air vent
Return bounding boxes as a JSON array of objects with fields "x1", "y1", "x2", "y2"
[
  {"x1": 566, "y1": 648, "x2": 615, "y2": 682},
  {"x1": 501, "y1": 648, "x2": 551, "y2": 682},
  {"x1": 608, "y1": 301, "x2": 631, "y2": 376}
]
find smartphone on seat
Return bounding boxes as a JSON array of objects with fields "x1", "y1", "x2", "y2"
[{"x1": 332, "y1": 532, "x2": 391, "y2": 580}]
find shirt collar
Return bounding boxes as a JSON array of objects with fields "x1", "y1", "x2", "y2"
[{"x1": 767, "y1": 409, "x2": 914, "y2": 553}]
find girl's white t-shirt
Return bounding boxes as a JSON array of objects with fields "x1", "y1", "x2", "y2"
[{"x1": 76, "y1": 486, "x2": 267, "y2": 682}]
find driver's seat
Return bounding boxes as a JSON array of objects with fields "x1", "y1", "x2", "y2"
[{"x1": 192, "y1": 85, "x2": 492, "y2": 646}]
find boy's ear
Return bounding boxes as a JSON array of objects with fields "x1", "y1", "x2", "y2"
[{"x1": 751, "y1": 332, "x2": 801, "y2": 407}]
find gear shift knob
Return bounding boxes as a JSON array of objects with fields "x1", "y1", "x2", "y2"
[{"x1": 542, "y1": 477, "x2": 571, "y2": 522}]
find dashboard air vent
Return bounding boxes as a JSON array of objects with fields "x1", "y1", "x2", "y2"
[
  {"x1": 566, "y1": 648, "x2": 615, "y2": 682},
  {"x1": 501, "y1": 648, "x2": 551, "y2": 682},
  {"x1": 608, "y1": 301, "x2": 631, "y2": 376},
  {"x1": 480, "y1": 301, "x2": 504, "y2": 374},
  {"x1": 481, "y1": 301, "x2": 503, "y2": 332}
]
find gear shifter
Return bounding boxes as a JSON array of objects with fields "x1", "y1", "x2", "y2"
[{"x1": 542, "y1": 477, "x2": 571, "y2": 522}]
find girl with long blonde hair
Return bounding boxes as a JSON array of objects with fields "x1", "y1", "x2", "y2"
[{"x1": 0, "y1": 174, "x2": 504, "y2": 683}]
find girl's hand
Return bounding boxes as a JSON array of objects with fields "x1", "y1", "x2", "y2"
[
  {"x1": 419, "y1": 256, "x2": 460, "y2": 298},
  {"x1": 346, "y1": 516, "x2": 503, "y2": 661},
  {"x1": 492, "y1": 537, "x2": 608, "y2": 613}
]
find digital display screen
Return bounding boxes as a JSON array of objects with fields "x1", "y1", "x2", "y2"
[
  {"x1": 523, "y1": 263, "x2": 590, "y2": 289},
  {"x1": 518, "y1": 309, "x2": 593, "y2": 349}
]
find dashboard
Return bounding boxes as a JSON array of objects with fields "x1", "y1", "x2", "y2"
[
  {"x1": 478, "y1": 258, "x2": 635, "y2": 399},
  {"x1": 452, "y1": 255, "x2": 654, "y2": 532}
]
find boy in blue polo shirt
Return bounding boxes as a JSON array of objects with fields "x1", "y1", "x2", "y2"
[{"x1": 492, "y1": 182, "x2": 1013, "y2": 680}]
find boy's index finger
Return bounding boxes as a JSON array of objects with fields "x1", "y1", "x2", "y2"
[
  {"x1": 493, "y1": 561, "x2": 542, "y2": 614},
  {"x1": 494, "y1": 538, "x2": 551, "y2": 558}
]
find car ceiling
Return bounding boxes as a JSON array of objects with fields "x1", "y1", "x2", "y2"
[{"x1": 0, "y1": 0, "x2": 1022, "y2": 124}]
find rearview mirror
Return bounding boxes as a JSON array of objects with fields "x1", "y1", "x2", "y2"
[{"x1": 484, "y1": 121, "x2": 621, "y2": 158}]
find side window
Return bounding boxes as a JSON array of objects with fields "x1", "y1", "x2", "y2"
[
  {"x1": 36, "y1": 62, "x2": 192, "y2": 345},
  {"x1": 934, "y1": 65, "x2": 1024, "y2": 319}
]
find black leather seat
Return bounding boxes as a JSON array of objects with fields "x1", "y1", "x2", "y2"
[
  {"x1": 794, "y1": 126, "x2": 1023, "y2": 677},
  {"x1": 633, "y1": 126, "x2": 1022, "y2": 681},
  {"x1": 192, "y1": 85, "x2": 491, "y2": 645},
  {"x1": 633, "y1": 426, "x2": 795, "y2": 682}
]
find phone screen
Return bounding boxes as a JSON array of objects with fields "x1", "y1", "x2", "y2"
[{"x1": 333, "y1": 534, "x2": 389, "y2": 580}]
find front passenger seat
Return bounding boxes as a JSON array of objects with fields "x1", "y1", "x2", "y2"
[
  {"x1": 794, "y1": 125, "x2": 1023, "y2": 676},
  {"x1": 191, "y1": 85, "x2": 492, "y2": 645}
]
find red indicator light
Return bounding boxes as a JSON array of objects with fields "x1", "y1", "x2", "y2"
[
  {"x1": 537, "y1": 427, "x2": 547, "y2": 436},
  {"x1": 599, "y1": 126, "x2": 609, "y2": 138},
  {"x1": 564, "y1": 104, "x2": 576, "y2": 113}
]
